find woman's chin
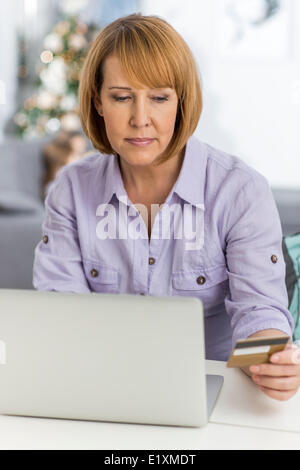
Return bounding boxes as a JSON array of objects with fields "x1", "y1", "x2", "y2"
[{"x1": 120, "y1": 152, "x2": 159, "y2": 167}]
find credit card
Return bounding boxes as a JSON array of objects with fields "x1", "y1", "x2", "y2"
[{"x1": 226, "y1": 335, "x2": 289, "y2": 368}]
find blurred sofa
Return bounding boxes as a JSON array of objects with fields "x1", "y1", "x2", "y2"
[
  {"x1": 0, "y1": 137, "x2": 48, "y2": 289},
  {"x1": 0, "y1": 136, "x2": 299, "y2": 290},
  {"x1": 0, "y1": 134, "x2": 93, "y2": 289}
]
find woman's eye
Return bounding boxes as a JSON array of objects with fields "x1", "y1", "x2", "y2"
[
  {"x1": 154, "y1": 96, "x2": 168, "y2": 102},
  {"x1": 113, "y1": 96, "x2": 130, "y2": 102},
  {"x1": 113, "y1": 96, "x2": 168, "y2": 102}
]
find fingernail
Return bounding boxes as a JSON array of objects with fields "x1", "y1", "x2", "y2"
[
  {"x1": 271, "y1": 355, "x2": 279, "y2": 362},
  {"x1": 250, "y1": 365, "x2": 260, "y2": 373}
]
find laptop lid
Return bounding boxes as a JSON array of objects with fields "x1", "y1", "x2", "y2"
[{"x1": 0, "y1": 289, "x2": 207, "y2": 427}]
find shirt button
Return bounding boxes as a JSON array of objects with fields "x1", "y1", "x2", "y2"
[
  {"x1": 42, "y1": 235, "x2": 49, "y2": 244},
  {"x1": 149, "y1": 257, "x2": 156, "y2": 265},
  {"x1": 196, "y1": 276, "x2": 206, "y2": 285},
  {"x1": 271, "y1": 255, "x2": 278, "y2": 264},
  {"x1": 90, "y1": 269, "x2": 99, "y2": 278}
]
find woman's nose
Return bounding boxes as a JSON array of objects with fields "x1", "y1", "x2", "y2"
[{"x1": 130, "y1": 99, "x2": 151, "y2": 127}]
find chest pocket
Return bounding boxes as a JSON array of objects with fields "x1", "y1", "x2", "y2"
[
  {"x1": 171, "y1": 265, "x2": 228, "y2": 316},
  {"x1": 83, "y1": 260, "x2": 120, "y2": 293}
]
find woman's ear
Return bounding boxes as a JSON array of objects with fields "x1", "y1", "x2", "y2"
[{"x1": 94, "y1": 96, "x2": 103, "y2": 116}]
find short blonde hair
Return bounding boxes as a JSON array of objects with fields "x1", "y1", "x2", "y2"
[{"x1": 78, "y1": 13, "x2": 203, "y2": 165}]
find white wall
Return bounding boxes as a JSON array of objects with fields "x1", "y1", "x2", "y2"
[{"x1": 141, "y1": 0, "x2": 300, "y2": 189}]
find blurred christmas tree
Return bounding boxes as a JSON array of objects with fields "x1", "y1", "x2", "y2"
[{"x1": 13, "y1": 15, "x2": 98, "y2": 139}]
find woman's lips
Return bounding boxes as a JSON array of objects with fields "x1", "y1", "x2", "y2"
[{"x1": 125, "y1": 138, "x2": 155, "y2": 147}]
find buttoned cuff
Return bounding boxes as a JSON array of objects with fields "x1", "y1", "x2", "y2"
[{"x1": 232, "y1": 320, "x2": 293, "y2": 348}]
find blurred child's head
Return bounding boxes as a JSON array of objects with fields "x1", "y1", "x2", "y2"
[
  {"x1": 42, "y1": 130, "x2": 87, "y2": 198},
  {"x1": 44, "y1": 130, "x2": 86, "y2": 166}
]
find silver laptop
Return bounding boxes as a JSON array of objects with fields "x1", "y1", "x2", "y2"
[{"x1": 0, "y1": 288, "x2": 223, "y2": 427}]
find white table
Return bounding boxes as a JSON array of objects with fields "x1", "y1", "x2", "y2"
[{"x1": 0, "y1": 360, "x2": 300, "y2": 450}]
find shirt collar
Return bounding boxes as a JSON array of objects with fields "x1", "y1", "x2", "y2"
[
  {"x1": 102, "y1": 153, "x2": 127, "y2": 204},
  {"x1": 172, "y1": 134, "x2": 207, "y2": 206},
  {"x1": 102, "y1": 134, "x2": 207, "y2": 206}
]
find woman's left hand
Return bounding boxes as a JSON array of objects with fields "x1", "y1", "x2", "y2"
[{"x1": 249, "y1": 344, "x2": 300, "y2": 401}]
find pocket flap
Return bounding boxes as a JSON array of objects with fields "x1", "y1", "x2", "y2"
[{"x1": 172, "y1": 265, "x2": 228, "y2": 290}]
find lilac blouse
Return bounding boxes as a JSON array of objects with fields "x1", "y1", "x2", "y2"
[{"x1": 33, "y1": 135, "x2": 294, "y2": 360}]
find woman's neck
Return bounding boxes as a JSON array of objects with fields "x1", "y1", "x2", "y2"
[{"x1": 119, "y1": 146, "x2": 186, "y2": 205}]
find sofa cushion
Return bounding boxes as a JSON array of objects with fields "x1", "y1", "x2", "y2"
[
  {"x1": 0, "y1": 134, "x2": 94, "y2": 202},
  {"x1": 0, "y1": 136, "x2": 51, "y2": 201},
  {"x1": 272, "y1": 188, "x2": 300, "y2": 237},
  {"x1": 0, "y1": 211, "x2": 45, "y2": 289},
  {"x1": 0, "y1": 189, "x2": 44, "y2": 213}
]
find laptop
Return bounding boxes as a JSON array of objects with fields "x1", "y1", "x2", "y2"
[{"x1": 0, "y1": 288, "x2": 223, "y2": 427}]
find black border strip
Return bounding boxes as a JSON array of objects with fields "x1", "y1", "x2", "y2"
[{"x1": 235, "y1": 337, "x2": 288, "y2": 349}]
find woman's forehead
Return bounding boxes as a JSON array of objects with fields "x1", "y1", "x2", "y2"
[
  {"x1": 107, "y1": 85, "x2": 174, "y2": 92},
  {"x1": 101, "y1": 55, "x2": 174, "y2": 91}
]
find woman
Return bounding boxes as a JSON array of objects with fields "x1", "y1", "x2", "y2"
[{"x1": 33, "y1": 13, "x2": 300, "y2": 401}]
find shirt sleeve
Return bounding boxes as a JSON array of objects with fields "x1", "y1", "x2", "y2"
[
  {"x1": 32, "y1": 166, "x2": 91, "y2": 293},
  {"x1": 224, "y1": 173, "x2": 294, "y2": 346}
]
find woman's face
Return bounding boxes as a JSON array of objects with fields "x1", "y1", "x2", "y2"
[{"x1": 95, "y1": 55, "x2": 179, "y2": 167}]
